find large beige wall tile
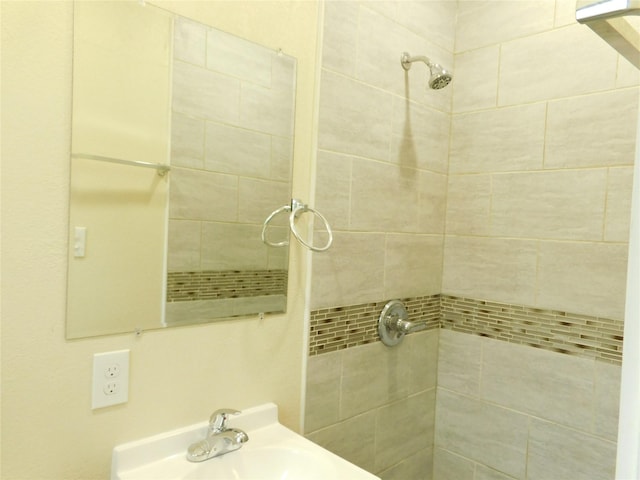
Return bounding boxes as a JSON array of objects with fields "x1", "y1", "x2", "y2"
[
  {"x1": 384, "y1": 234, "x2": 443, "y2": 299},
  {"x1": 605, "y1": 167, "x2": 635, "y2": 242},
  {"x1": 305, "y1": 411, "x2": 377, "y2": 474},
  {"x1": 617, "y1": 58, "x2": 640, "y2": 88},
  {"x1": 433, "y1": 447, "x2": 475, "y2": 480},
  {"x1": 449, "y1": 104, "x2": 546, "y2": 173},
  {"x1": 321, "y1": 1, "x2": 358, "y2": 77},
  {"x1": 169, "y1": 167, "x2": 238, "y2": 222},
  {"x1": 167, "y1": 219, "x2": 201, "y2": 271},
  {"x1": 357, "y1": 6, "x2": 453, "y2": 113},
  {"x1": 206, "y1": 27, "x2": 272, "y2": 88},
  {"x1": 418, "y1": 174, "x2": 450, "y2": 234},
  {"x1": 350, "y1": 159, "x2": 418, "y2": 232},
  {"x1": 318, "y1": 70, "x2": 393, "y2": 161},
  {"x1": 238, "y1": 177, "x2": 290, "y2": 223},
  {"x1": 527, "y1": 419, "x2": 616, "y2": 480},
  {"x1": 594, "y1": 361, "x2": 621, "y2": 441},
  {"x1": 240, "y1": 76, "x2": 295, "y2": 138},
  {"x1": 442, "y1": 237, "x2": 538, "y2": 306},
  {"x1": 339, "y1": 334, "x2": 437, "y2": 422},
  {"x1": 456, "y1": 1, "x2": 555, "y2": 53},
  {"x1": 418, "y1": 171, "x2": 447, "y2": 234},
  {"x1": 315, "y1": 150, "x2": 352, "y2": 231},
  {"x1": 545, "y1": 89, "x2": 639, "y2": 169},
  {"x1": 165, "y1": 298, "x2": 236, "y2": 324},
  {"x1": 539, "y1": 240, "x2": 629, "y2": 317},
  {"x1": 174, "y1": 17, "x2": 206, "y2": 67},
  {"x1": 375, "y1": 390, "x2": 436, "y2": 472},
  {"x1": 356, "y1": 7, "x2": 432, "y2": 98},
  {"x1": 445, "y1": 174, "x2": 491, "y2": 235},
  {"x1": 201, "y1": 223, "x2": 267, "y2": 270},
  {"x1": 171, "y1": 112, "x2": 204, "y2": 169},
  {"x1": 437, "y1": 330, "x2": 481, "y2": 396},
  {"x1": 404, "y1": 330, "x2": 439, "y2": 394},
  {"x1": 395, "y1": 1, "x2": 457, "y2": 51},
  {"x1": 554, "y1": 0, "x2": 580, "y2": 27},
  {"x1": 490, "y1": 170, "x2": 607, "y2": 241},
  {"x1": 364, "y1": 1, "x2": 397, "y2": 19},
  {"x1": 481, "y1": 337, "x2": 594, "y2": 431},
  {"x1": 475, "y1": 465, "x2": 517, "y2": 480},
  {"x1": 340, "y1": 342, "x2": 399, "y2": 418},
  {"x1": 205, "y1": 122, "x2": 271, "y2": 178},
  {"x1": 498, "y1": 25, "x2": 618, "y2": 105},
  {"x1": 270, "y1": 135, "x2": 293, "y2": 182},
  {"x1": 379, "y1": 447, "x2": 433, "y2": 480},
  {"x1": 310, "y1": 232, "x2": 386, "y2": 309},
  {"x1": 304, "y1": 351, "x2": 342, "y2": 433},
  {"x1": 272, "y1": 52, "x2": 297, "y2": 93},
  {"x1": 172, "y1": 60, "x2": 240, "y2": 124},
  {"x1": 536, "y1": 240, "x2": 628, "y2": 319},
  {"x1": 452, "y1": 46, "x2": 499, "y2": 113},
  {"x1": 391, "y1": 97, "x2": 450, "y2": 174},
  {"x1": 435, "y1": 389, "x2": 528, "y2": 479}
]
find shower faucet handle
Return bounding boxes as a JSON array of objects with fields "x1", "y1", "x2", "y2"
[
  {"x1": 378, "y1": 299, "x2": 428, "y2": 347},
  {"x1": 394, "y1": 317, "x2": 428, "y2": 334}
]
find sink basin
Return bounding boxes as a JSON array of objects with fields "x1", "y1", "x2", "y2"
[{"x1": 111, "y1": 403, "x2": 380, "y2": 480}]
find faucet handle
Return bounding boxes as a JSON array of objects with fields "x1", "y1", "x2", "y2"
[{"x1": 209, "y1": 408, "x2": 240, "y2": 434}]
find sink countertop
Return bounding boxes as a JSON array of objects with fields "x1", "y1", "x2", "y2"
[{"x1": 111, "y1": 403, "x2": 381, "y2": 480}]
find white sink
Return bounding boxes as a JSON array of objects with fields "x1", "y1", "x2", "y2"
[{"x1": 111, "y1": 403, "x2": 380, "y2": 480}]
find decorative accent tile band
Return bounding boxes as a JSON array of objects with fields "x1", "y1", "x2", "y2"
[
  {"x1": 309, "y1": 294, "x2": 623, "y2": 364},
  {"x1": 167, "y1": 270, "x2": 287, "y2": 302},
  {"x1": 309, "y1": 295, "x2": 441, "y2": 356},
  {"x1": 440, "y1": 295, "x2": 623, "y2": 365}
]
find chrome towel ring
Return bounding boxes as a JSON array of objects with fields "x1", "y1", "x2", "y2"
[
  {"x1": 262, "y1": 199, "x2": 333, "y2": 252},
  {"x1": 261, "y1": 205, "x2": 291, "y2": 248}
]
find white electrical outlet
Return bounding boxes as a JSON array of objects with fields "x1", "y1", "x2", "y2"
[{"x1": 92, "y1": 349, "x2": 129, "y2": 409}]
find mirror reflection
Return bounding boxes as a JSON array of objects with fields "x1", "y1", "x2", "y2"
[{"x1": 66, "y1": 1, "x2": 296, "y2": 339}]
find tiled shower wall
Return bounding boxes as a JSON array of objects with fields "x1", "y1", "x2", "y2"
[
  {"x1": 310, "y1": 0, "x2": 454, "y2": 311},
  {"x1": 306, "y1": 1, "x2": 638, "y2": 480},
  {"x1": 435, "y1": 3, "x2": 638, "y2": 479},
  {"x1": 444, "y1": 1, "x2": 638, "y2": 321},
  {"x1": 305, "y1": 1, "x2": 455, "y2": 478},
  {"x1": 435, "y1": 329, "x2": 621, "y2": 480}
]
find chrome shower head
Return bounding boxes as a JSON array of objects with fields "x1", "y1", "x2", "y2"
[
  {"x1": 401, "y1": 51, "x2": 453, "y2": 90},
  {"x1": 428, "y1": 63, "x2": 452, "y2": 90}
]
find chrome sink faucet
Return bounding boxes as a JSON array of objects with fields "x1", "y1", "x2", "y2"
[{"x1": 186, "y1": 408, "x2": 249, "y2": 462}]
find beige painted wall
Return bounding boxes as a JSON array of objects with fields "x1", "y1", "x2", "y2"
[{"x1": 0, "y1": 1, "x2": 319, "y2": 479}]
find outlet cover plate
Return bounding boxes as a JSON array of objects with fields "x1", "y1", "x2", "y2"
[{"x1": 92, "y1": 349, "x2": 129, "y2": 409}]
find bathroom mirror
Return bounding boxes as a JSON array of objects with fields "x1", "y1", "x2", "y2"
[{"x1": 66, "y1": 1, "x2": 296, "y2": 339}]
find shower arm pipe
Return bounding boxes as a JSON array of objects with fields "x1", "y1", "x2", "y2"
[{"x1": 401, "y1": 53, "x2": 432, "y2": 70}]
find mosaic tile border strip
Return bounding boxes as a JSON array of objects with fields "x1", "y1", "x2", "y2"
[
  {"x1": 440, "y1": 295, "x2": 623, "y2": 365},
  {"x1": 309, "y1": 295, "x2": 441, "y2": 356},
  {"x1": 167, "y1": 270, "x2": 287, "y2": 302},
  {"x1": 309, "y1": 294, "x2": 623, "y2": 364}
]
